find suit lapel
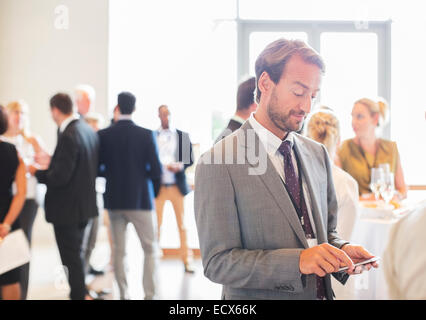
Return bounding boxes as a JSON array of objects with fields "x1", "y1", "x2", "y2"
[
  {"x1": 175, "y1": 129, "x2": 182, "y2": 162},
  {"x1": 293, "y1": 135, "x2": 327, "y2": 243},
  {"x1": 238, "y1": 122, "x2": 309, "y2": 248}
]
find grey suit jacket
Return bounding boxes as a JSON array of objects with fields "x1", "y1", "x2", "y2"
[{"x1": 194, "y1": 121, "x2": 349, "y2": 300}]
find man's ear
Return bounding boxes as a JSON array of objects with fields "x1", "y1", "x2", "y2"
[
  {"x1": 50, "y1": 107, "x2": 59, "y2": 122},
  {"x1": 258, "y1": 71, "x2": 273, "y2": 96}
]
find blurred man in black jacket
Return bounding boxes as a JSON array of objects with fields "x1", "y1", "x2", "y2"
[
  {"x1": 98, "y1": 92, "x2": 162, "y2": 300},
  {"x1": 34, "y1": 93, "x2": 99, "y2": 300}
]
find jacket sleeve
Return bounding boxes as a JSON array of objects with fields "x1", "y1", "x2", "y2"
[
  {"x1": 146, "y1": 131, "x2": 163, "y2": 197},
  {"x1": 177, "y1": 131, "x2": 194, "y2": 171},
  {"x1": 97, "y1": 130, "x2": 106, "y2": 177},
  {"x1": 183, "y1": 132, "x2": 194, "y2": 170},
  {"x1": 35, "y1": 134, "x2": 78, "y2": 188}
]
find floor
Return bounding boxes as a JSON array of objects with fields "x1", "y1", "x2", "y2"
[{"x1": 26, "y1": 192, "x2": 222, "y2": 300}]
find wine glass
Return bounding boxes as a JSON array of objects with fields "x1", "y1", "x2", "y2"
[
  {"x1": 380, "y1": 172, "x2": 395, "y2": 205},
  {"x1": 379, "y1": 163, "x2": 390, "y2": 174},
  {"x1": 370, "y1": 167, "x2": 384, "y2": 201}
]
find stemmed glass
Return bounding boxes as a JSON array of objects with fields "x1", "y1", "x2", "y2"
[
  {"x1": 379, "y1": 163, "x2": 390, "y2": 174},
  {"x1": 370, "y1": 168, "x2": 384, "y2": 201},
  {"x1": 380, "y1": 172, "x2": 395, "y2": 205}
]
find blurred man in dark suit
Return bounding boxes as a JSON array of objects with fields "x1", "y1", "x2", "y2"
[
  {"x1": 155, "y1": 105, "x2": 194, "y2": 273},
  {"x1": 33, "y1": 93, "x2": 99, "y2": 300},
  {"x1": 98, "y1": 92, "x2": 162, "y2": 300},
  {"x1": 215, "y1": 77, "x2": 257, "y2": 143}
]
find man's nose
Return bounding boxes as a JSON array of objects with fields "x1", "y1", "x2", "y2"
[{"x1": 300, "y1": 96, "x2": 312, "y2": 113}]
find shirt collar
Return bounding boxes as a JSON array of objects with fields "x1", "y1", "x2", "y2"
[
  {"x1": 117, "y1": 114, "x2": 133, "y2": 121},
  {"x1": 60, "y1": 114, "x2": 79, "y2": 133},
  {"x1": 248, "y1": 113, "x2": 294, "y2": 155},
  {"x1": 232, "y1": 115, "x2": 246, "y2": 125},
  {"x1": 158, "y1": 126, "x2": 176, "y2": 134}
]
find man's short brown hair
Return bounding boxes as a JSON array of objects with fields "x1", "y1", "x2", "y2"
[
  {"x1": 236, "y1": 77, "x2": 256, "y2": 111},
  {"x1": 254, "y1": 38, "x2": 325, "y2": 103},
  {"x1": 50, "y1": 93, "x2": 73, "y2": 115}
]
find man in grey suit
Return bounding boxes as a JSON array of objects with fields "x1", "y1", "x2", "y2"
[{"x1": 194, "y1": 39, "x2": 378, "y2": 300}]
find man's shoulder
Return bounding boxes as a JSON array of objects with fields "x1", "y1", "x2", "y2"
[
  {"x1": 199, "y1": 129, "x2": 243, "y2": 167},
  {"x1": 214, "y1": 128, "x2": 241, "y2": 150},
  {"x1": 175, "y1": 128, "x2": 191, "y2": 138},
  {"x1": 228, "y1": 119, "x2": 243, "y2": 131},
  {"x1": 100, "y1": 122, "x2": 153, "y2": 136},
  {"x1": 293, "y1": 133, "x2": 325, "y2": 153},
  {"x1": 65, "y1": 120, "x2": 97, "y2": 145},
  {"x1": 134, "y1": 125, "x2": 153, "y2": 135},
  {"x1": 214, "y1": 120, "x2": 243, "y2": 144}
]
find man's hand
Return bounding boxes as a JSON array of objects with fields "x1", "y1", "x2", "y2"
[
  {"x1": 299, "y1": 243, "x2": 355, "y2": 277},
  {"x1": 341, "y1": 244, "x2": 379, "y2": 275},
  {"x1": 34, "y1": 151, "x2": 51, "y2": 169},
  {"x1": 166, "y1": 162, "x2": 184, "y2": 173}
]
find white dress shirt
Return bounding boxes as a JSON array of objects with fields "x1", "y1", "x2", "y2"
[
  {"x1": 248, "y1": 113, "x2": 318, "y2": 246},
  {"x1": 157, "y1": 127, "x2": 179, "y2": 185},
  {"x1": 117, "y1": 114, "x2": 133, "y2": 121},
  {"x1": 59, "y1": 114, "x2": 79, "y2": 133}
]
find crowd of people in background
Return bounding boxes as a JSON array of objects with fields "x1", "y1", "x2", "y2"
[
  {"x1": 0, "y1": 84, "x2": 196, "y2": 300},
  {"x1": 0, "y1": 37, "x2": 420, "y2": 301}
]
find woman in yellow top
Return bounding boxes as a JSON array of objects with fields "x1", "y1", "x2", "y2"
[{"x1": 336, "y1": 98, "x2": 407, "y2": 199}]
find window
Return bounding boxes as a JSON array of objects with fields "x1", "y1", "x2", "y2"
[
  {"x1": 109, "y1": 0, "x2": 425, "y2": 187},
  {"x1": 320, "y1": 32, "x2": 378, "y2": 140}
]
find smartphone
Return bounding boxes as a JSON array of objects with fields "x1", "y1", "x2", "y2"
[{"x1": 338, "y1": 256, "x2": 380, "y2": 272}]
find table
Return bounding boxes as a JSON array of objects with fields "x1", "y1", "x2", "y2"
[{"x1": 333, "y1": 191, "x2": 426, "y2": 300}]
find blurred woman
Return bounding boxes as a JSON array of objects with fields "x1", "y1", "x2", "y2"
[
  {"x1": 0, "y1": 105, "x2": 27, "y2": 300},
  {"x1": 1, "y1": 100, "x2": 47, "y2": 299},
  {"x1": 306, "y1": 108, "x2": 359, "y2": 300},
  {"x1": 336, "y1": 98, "x2": 407, "y2": 199},
  {"x1": 306, "y1": 108, "x2": 359, "y2": 241}
]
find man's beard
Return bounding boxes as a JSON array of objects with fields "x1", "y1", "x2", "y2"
[{"x1": 267, "y1": 92, "x2": 305, "y2": 133}]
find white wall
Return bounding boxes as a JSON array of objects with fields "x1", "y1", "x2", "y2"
[
  {"x1": 0, "y1": 0, "x2": 109, "y2": 152},
  {"x1": 108, "y1": 0, "x2": 237, "y2": 152}
]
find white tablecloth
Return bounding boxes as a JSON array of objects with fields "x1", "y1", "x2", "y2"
[{"x1": 333, "y1": 191, "x2": 426, "y2": 300}]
